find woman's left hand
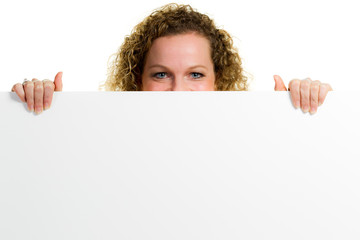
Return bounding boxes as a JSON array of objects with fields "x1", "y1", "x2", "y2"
[{"x1": 274, "y1": 75, "x2": 333, "y2": 114}]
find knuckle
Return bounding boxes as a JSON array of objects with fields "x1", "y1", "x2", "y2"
[
  {"x1": 311, "y1": 84, "x2": 320, "y2": 91},
  {"x1": 311, "y1": 94, "x2": 318, "y2": 103},
  {"x1": 35, "y1": 83, "x2": 44, "y2": 90},
  {"x1": 320, "y1": 84, "x2": 328, "y2": 92},
  {"x1": 44, "y1": 82, "x2": 55, "y2": 91},
  {"x1": 26, "y1": 92, "x2": 34, "y2": 100},
  {"x1": 311, "y1": 80, "x2": 321, "y2": 86},
  {"x1": 290, "y1": 79, "x2": 300, "y2": 87},
  {"x1": 301, "y1": 82, "x2": 310, "y2": 90},
  {"x1": 24, "y1": 82, "x2": 34, "y2": 89}
]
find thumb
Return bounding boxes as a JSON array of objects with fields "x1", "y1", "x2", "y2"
[
  {"x1": 274, "y1": 75, "x2": 287, "y2": 91},
  {"x1": 54, "y1": 71, "x2": 63, "y2": 91}
]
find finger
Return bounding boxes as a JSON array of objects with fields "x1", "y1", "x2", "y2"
[
  {"x1": 12, "y1": 83, "x2": 26, "y2": 102},
  {"x1": 33, "y1": 79, "x2": 44, "y2": 114},
  {"x1": 319, "y1": 83, "x2": 332, "y2": 106},
  {"x1": 24, "y1": 81, "x2": 35, "y2": 112},
  {"x1": 300, "y1": 78, "x2": 312, "y2": 113},
  {"x1": 288, "y1": 79, "x2": 301, "y2": 109},
  {"x1": 43, "y1": 80, "x2": 55, "y2": 110},
  {"x1": 274, "y1": 75, "x2": 287, "y2": 91},
  {"x1": 310, "y1": 80, "x2": 321, "y2": 114},
  {"x1": 54, "y1": 71, "x2": 63, "y2": 91}
]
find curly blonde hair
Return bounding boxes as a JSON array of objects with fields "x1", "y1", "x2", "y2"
[{"x1": 99, "y1": 3, "x2": 249, "y2": 91}]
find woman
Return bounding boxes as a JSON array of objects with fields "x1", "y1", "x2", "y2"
[{"x1": 11, "y1": 3, "x2": 332, "y2": 114}]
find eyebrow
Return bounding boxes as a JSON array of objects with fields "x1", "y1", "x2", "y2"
[{"x1": 148, "y1": 64, "x2": 208, "y2": 70}]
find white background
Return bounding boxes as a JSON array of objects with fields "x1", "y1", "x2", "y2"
[{"x1": 0, "y1": 0, "x2": 359, "y2": 91}]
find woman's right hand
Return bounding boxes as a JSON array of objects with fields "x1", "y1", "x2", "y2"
[{"x1": 11, "y1": 71, "x2": 63, "y2": 114}]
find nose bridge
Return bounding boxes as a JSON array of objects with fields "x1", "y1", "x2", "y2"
[{"x1": 172, "y1": 74, "x2": 189, "y2": 91}]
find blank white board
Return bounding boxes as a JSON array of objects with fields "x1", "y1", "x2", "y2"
[{"x1": 0, "y1": 91, "x2": 359, "y2": 240}]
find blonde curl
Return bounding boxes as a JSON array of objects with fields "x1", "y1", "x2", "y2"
[{"x1": 99, "y1": 3, "x2": 250, "y2": 91}]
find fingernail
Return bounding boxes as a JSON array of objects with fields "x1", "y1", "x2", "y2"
[
  {"x1": 310, "y1": 107, "x2": 317, "y2": 114},
  {"x1": 28, "y1": 105, "x2": 34, "y2": 112},
  {"x1": 35, "y1": 107, "x2": 42, "y2": 114},
  {"x1": 302, "y1": 107, "x2": 309, "y2": 113},
  {"x1": 44, "y1": 103, "x2": 50, "y2": 110},
  {"x1": 295, "y1": 101, "x2": 300, "y2": 109}
]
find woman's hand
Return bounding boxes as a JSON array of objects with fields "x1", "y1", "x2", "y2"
[
  {"x1": 11, "y1": 71, "x2": 63, "y2": 114},
  {"x1": 274, "y1": 75, "x2": 332, "y2": 114}
]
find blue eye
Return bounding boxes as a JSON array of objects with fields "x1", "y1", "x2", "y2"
[
  {"x1": 191, "y1": 72, "x2": 204, "y2": 79},
  {"x1": 153, "y1": 72, "x2": 204, "y2": 79},
  {"x1": 154, "y1": 72, "x2": 167, "y2": 79}
]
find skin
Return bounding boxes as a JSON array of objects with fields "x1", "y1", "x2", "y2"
[
  {"x1": 12, "y1": 72, "x2": 62, "y2": 114},
  {"x1": 141, "y1": 32, "x2": 215, "y2": 91},
  {"x1": 11, "y1": 32, "x2": 332, "y2": 114}
]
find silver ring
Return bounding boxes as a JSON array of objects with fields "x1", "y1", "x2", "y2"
[{"x1": 22, "y1": 78, "x2": 31, "y2": 85}]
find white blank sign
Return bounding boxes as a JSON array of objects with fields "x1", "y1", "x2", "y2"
[{"x1": 0, "y1": 91, "x2": 359, "y2": 240}]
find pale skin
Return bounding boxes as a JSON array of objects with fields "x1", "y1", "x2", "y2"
[{"x1": 11, "y1": 32, "x2": 332, "y2": 114}]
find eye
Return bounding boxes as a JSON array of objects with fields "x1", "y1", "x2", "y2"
[
  {"x1": 191, "y1": 72, "x2": 204, "y2": 79},
  {"x1": 153, "y1": 72, "x2": 168, "y2": 79}
]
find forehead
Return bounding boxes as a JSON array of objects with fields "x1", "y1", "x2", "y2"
[{"x1": 146, "y1": 32, "x2": 212, "y2": 64}]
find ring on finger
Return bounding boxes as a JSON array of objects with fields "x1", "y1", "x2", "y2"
[
  {"x1": 43, "y1": 79, "x2": 53, "y2": 84},
  {"x1": 22, "y1": 78, "x2": 32, "y2": 85}
]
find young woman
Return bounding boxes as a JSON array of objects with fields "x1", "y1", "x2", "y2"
[{"x1": 11, "y1": 3, "x2": 332, "y2": 114}]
